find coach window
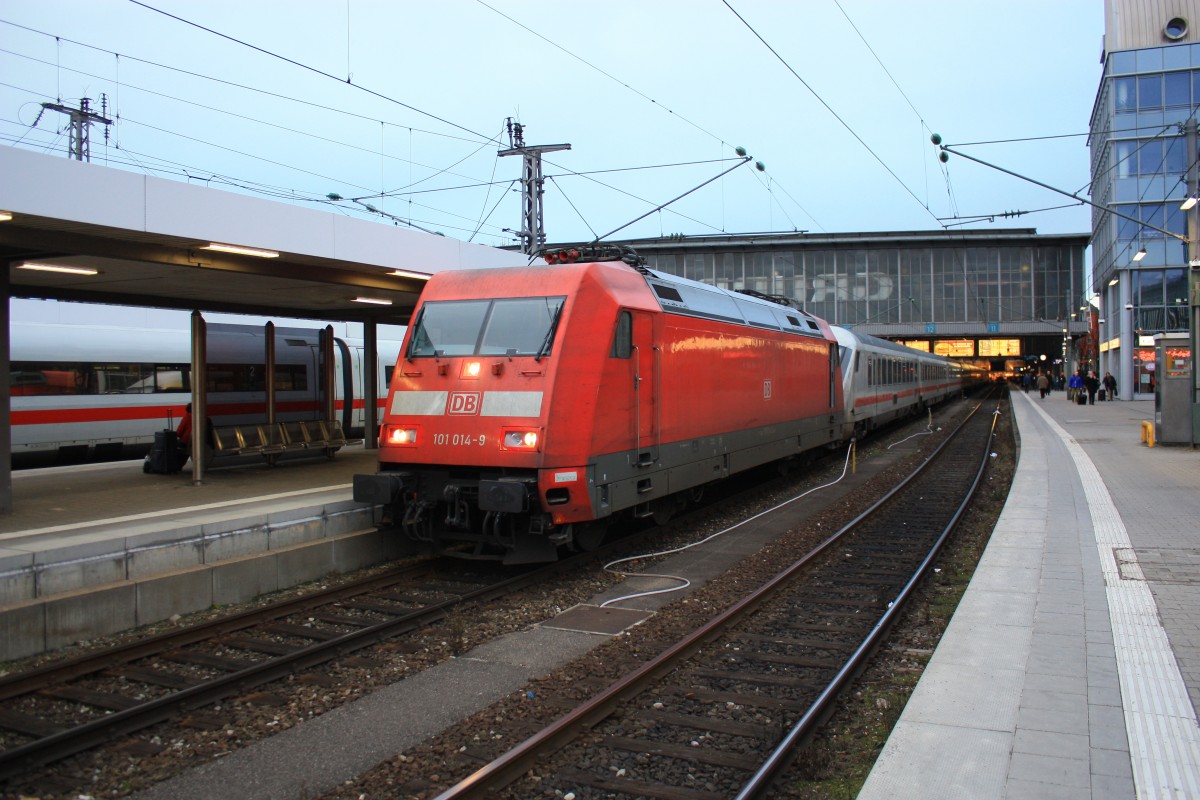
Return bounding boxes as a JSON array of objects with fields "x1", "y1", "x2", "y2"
[
  {"x1": 611, "y1": 310, "x2": 633, "y2": 358},
  {"x1": 155, "y1": 367, "x2": 186, "y2": 392}
]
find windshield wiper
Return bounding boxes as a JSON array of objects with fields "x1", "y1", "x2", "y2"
[{"x1": 535, "y1": 303, "x2": 564, "y2": 363}]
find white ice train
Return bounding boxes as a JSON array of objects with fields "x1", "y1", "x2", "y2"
[
  {"x1": 831, "y1": 325, "x2": 984, "y2": 439},
  {"x1": 10, "y1": 320, "x2": 404, "y2": 465}
]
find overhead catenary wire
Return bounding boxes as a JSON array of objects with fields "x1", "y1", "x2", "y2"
[
  {"x1": 592, "y1": 156, "x2": 755, "y2": 242},
  {"x1": 721, "y1": 0, "x2": 941, "y2": 226},
  {"x1": 469, "y1": 0, "x2": 817, "y2": 230},
  {"x1": 545, "y1": 156, "x2": 741, "y2": 236},
  {"x1": 0, "y1": 22, "x2": 488, "y2": 149},
  {"x1": 1, "y1": 21, "x2": 777, "y2": 242},
  {"x1": 547, "y1": 175, "x2": 599, "y2": 242},
  {"x1": 832, "y1": 0, "x2": 937, "y2": 215},
  {"x1": 0, "y1": 31, "x2": 518, "y2": 234},
  {"x1": 470, "y1": 0, "x2": 730, "y2": 150},
  {"x1": 127, "y1": 0, "x2": 502, "y2": 148}
]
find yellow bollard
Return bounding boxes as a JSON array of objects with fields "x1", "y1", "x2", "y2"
[{"x1": 1140, "y1": 420, "x2": 1155, "y2": 448}]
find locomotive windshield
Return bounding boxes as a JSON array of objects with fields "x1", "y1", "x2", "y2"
[{"x1": 407, "y1": 296, "x2": 566, "y2": 358}]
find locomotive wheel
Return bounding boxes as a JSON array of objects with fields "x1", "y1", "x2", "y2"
[
  {"x1": 651, "y1": 496, "x2": 686, "y2": 525},
  {"x1": 570, "y1": 521, "x2": 608, "y2": 552}
]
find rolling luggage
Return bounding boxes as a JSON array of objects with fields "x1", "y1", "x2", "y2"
[
  {"x1": 1077, "y1": 392, "x2": 1087, "y2": 406},
  {"x1": 144, "y1": 429, "x2": 183, "y2": 474}
]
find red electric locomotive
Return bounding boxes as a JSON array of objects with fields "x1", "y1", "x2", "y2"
[{"x1": 353, "y1": 248, "x2": 851, "y2": 563}]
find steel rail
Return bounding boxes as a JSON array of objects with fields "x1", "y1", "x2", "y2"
[
  {"x1": 432, "y1": 392, "x2": 999, "y2": 800},
  {"x1": 0, "y1": 560, "x2": 439, "y2": 701},
  {"x1": 735, "y1": 401, "x2": 1002, "y2": 799},
  {"x1": 0, "y1": 557, "x2": 566, "y2": 782}
]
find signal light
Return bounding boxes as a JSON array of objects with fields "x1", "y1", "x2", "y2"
[{"x1": 462, "y1": 361, "x2": 482, "y2": 378}]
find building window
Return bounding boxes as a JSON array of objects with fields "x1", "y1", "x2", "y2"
[{"x1": 1165, "y1": 18, "x2": 1189, "y2": 41}]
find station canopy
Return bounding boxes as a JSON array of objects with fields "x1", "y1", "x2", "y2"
[{"x1": 0, "y1": 147, "x2": 528, "y2": 325}]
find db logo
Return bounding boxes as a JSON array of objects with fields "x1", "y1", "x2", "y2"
[{"x1": 447, "y1": 392, "x2": 482, "y2": 415}]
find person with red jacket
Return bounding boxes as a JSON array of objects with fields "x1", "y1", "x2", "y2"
[{"x1": 176, "y1": 403, "x2": 193, "y2": 464}]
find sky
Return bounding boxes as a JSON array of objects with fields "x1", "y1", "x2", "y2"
[{"x1": 0, "y1": 0, "x2": 1104, "y2": 253}]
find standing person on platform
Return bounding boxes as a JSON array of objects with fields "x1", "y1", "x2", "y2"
[
  {"x1": 176, "y1": 403, "x2": 193, "y2": 465},
  {"x1": 1085, "y1": 371, "x2": 1100, "y2": 405},
  {"x1": 1022, "y1": 372, "x2": 1032, "y2": 393},
  {"x1": 1068, "y1": 371, "x2": 1083, "y2": 402},
  {"x1": 1103, "y1": 371, "x2": 1117, "y2": 401},
  {"x1": 1037, "y1": 372, "x2": 1050, "y2": 399}
]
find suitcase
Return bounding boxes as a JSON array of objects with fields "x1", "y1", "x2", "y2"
[
  {"x1": 1098, "y1": 389, "x2": 1106, "y2": 401},
  {"x1": 1077, "y1": 392, "x2": 1087, "y2": 406},
  {"x1": 144, "y1": 429, "x2": 183, "y2": 474}
]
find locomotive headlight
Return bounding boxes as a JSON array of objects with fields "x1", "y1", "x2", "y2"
[
  {"x1": 384, "y1": 425, "x2": 419, "y2": 446},
  {"x1": 501, "y1": 429, "x2": 540, "y2": 450},
  {"x1": 462, "y1": 361, "x2": 482, "y2": 378}
]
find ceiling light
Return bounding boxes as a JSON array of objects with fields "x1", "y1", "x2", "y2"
[
  {"x1": 390, "y1": 269, "x2": 430, "y2": 280},
  {"x1": 352, "y1": 297, "x2": 392, "y2": 305},
  {"x1": 18, "y1": 262, "x2": 99, "y2": 275},
  {"x1": 1132, "y1": 247, "x2": 1147, "y2": 262},
  {"x1": 1182, "y1": 196, "x2": 1198, "y2": 210},
  {"x1": 0, "y1": 211, "x2": 12, "y2": 222},
  {"x1": 201, "y1": 243, "x2": 279, "y2": 258}
]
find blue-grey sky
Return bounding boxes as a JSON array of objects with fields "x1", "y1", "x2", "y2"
[{"x1": 1, "y1": 0, "x2": 1103, "y2": 250}]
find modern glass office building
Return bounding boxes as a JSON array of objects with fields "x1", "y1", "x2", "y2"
[
  {"x1": 1090, "y1": 0, "x2": 1200, "y2": 398},
  {"x1": 601, "y1": 229, "x2": 1088, "y2": 377}
]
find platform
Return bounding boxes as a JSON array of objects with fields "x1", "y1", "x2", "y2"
[
  {"x1": 0, "y1": 446, "x2": 405, "y2": 660},
  {"x1": 859, "y1": 391, "x2": 1200, "y2": 799}
]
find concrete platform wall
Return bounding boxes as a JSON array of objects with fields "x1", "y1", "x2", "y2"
[{"x1": 0, "y1": 503, "x2": 408, "y2": 661}]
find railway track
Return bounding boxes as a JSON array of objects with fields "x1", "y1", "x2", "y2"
[
  {"x1": 0, "y1": 557, "x2": 567, "y2": 782},
  {"x1": 432, "y1": 390, "x2": 1003, "y2": 799},
  {"x1": 0, "y1": 430, "x2": 850, "y2": 791},
  {"x1": 0, "y1": 393, "x2": 990, "y2": 797}
]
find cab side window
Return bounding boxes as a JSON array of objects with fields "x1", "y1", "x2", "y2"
[{"x1": 611, "y1": 310, "x2": 632, "y2": 358}]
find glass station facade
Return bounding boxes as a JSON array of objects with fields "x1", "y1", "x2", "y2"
[
  {"x1": 605, "y1": 230, "x2": 1089, "y2": 376},
  {"x1": 1090, "y1": 24, "x2": 1200, "y2": 397}
]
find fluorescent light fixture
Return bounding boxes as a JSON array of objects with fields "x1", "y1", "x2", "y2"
[
  {"x1": 352, "y1": 296, "x2": 392, "y2": 305},
  {"x1": 1182, "y1": 196, "x2": 1198, "y2": 210},
  {"x1": 18, "y1": 262, "x2": 99, "y2": 275},
  {"x1": 201, "y1": 243, "x2": 279, "y2": 258},
  {"x1": 1109, "y1": 277, "x2": 1119, "y2": 286},
  {"x1": 390, "y1": 269, "x2": 430, "y2": 280},
  {"x1": 1133, "y1": 247, "x2": 1147, "y2": 262},
  {"x1": 0, "y1": 211, "x2": 12, "y2": 221}
]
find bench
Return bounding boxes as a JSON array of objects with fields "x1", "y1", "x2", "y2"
[{"x1": 206, "y1": 419, "x2": 362, "y2": 468}]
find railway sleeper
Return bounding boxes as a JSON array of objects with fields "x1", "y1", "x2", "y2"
[
  {"x1": 663, "y1": 684, "x2": 809, "y2": 712},
  {"x1": 37, "y1": 685, "x2": 142, "y2": 712},
  {"x1": 687, "y1": 667, "x2": 825, "y2": 691},
  {"x1": 0, "y1": 709, "x2": 64, "y2": 738},
  {"x1": 106, "y1": 666, "x2": 200, "y2": 690},
  {"x1": 554, "y1": 766, "x2": 727, "y2": 800},
  {"x1": 603, "y1": 734, "x2": 765, "y2": 770},
  {"x1": 634, "y1": 708, "x2": 776, "y2": 739}
]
